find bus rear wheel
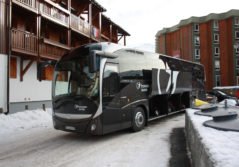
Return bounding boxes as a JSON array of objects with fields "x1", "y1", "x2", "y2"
[{"x1": 132, "y1": 107, "x2": 146, "y2": 132}]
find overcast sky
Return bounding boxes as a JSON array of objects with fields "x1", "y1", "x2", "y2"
[{"x1": 97, "y1": 0, "x2": 239, "y2": 52}]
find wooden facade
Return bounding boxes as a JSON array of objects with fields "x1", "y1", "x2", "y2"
[
  {"x1": 6, "y1": 0, "x2": 130, "y2": 80},
  {"x1": 156, "y1": 10, "x2": 239, "y2": 90}
]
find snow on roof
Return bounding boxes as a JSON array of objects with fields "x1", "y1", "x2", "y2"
[
  {"x1": 0, "y1": 109, "x2": 52, "y2": 136},
  {"x1": 187, "y1": 108, "x2": 239, "y2": 167}
]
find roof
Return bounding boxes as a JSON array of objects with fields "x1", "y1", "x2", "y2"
[
  {"x1": 102, "y1": 14, "x2": 130, "y2": 36},
  {"x1": 90, "y1": 0, "x2": 106, "y2": 12},
  {"x1": 156, "y1": 9, "x2": 239, "y2": 36}
]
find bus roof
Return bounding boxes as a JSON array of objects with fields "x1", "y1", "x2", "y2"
[{"x1": 213, "y1": 86, "x2": 239, "y2": 90}]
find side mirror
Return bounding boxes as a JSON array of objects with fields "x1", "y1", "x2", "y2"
[
  {"x1": 89, "y1": 50, "x2": 98, "y2": 73},
  {"x1": 37, "y1": 60, "x2": 56, "y2": 81}
]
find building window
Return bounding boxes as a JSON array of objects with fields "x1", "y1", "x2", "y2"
[
  {"x1": 215, "y1": 60, "x2": 220, "y2": 71},
  {"x1": 215, "y1": 75, "x2": 221, "y2": 86},
  {"x1": 194, "y1": 36, "x2": 200, "y2": 45},
  {"x1": 10, "y1": 57, "x2": 17, "y2": 79},
  {"x1": 41, "y1": 66, "x2": 54, "y2": 80},
  {"x1": 214, "y1": 47, "x2": 220, "y2": 57},
  {"x1": 236, "y1": 59, "x2": 239, "y2": 68},
  {"x1": 194, "y1": 24, "x2": 199, "y2": 32},
  {"x1": 236, "y1": 47, "x2": 239, "y2": 53},
  {"x1": 213, "y1": 20, "x2": 219, "y2": 29},
  {"x1": 195, "y1": 49, "x2": 200, "y2": 59},
  {"x1": 235, "y1": 17, "x2": 239, "y2": 26},
  {"x1": 214, "y1": 33, "x2": 219, "y2": 43},
  {"x1": 235, "y1": 31, "x2": 239, "y2": 39}
]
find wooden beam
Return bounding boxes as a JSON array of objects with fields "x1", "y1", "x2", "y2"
[
  {"x1": 99, "y1": 12, "x2": 102, "y2": 41},
  {"x1": 20, "y1": 59, "x2": 34, "y2": 81},
  {"x1": 124, "y1": 36, "x2": 126, "y2": 46},
  {"x1": 89, "y1": 3, "x2": 92, "y2": 39},
  {"x1": 118, "y1": 35, "x2": 123, "y2": 42},
  {"x1": 76, "y1": 3, "x2": 88, "y2": 16},
  {"x1": 67, "y1": 0, "x2": 71, "y2": 12},
  {"x1": 110, "y1": 24, "x2": 112, "y2": 42},
  {"x1": 67, "y1": 29, "x2": 71, "y2": 47}
]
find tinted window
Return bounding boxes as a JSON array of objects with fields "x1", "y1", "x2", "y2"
[{"x1": 103, "y1": 63, "x2": 120, "y2": 97}]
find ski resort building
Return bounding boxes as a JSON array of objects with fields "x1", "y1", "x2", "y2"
[
  {"x1": 0, "y1": 0, "x2": 130, "y2": 113},
  {"x1": 156, "y1": 9, "x2": 239, "y2": 91}
]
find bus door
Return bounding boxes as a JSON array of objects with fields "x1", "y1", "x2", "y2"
[{"x1": 102, "y1": 63, "x2": 122, "y2": 133}]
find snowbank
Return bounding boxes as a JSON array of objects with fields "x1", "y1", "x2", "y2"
[
  {"x1": 0, "y1": 109, "x2": 52, "y2": 135},
  {"x1": 186, "y1": 108, "x2": 239, "y2": 167}
]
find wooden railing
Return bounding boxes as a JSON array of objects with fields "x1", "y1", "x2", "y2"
[
  {"x1": 70, "y1": 14, "x2": 90, "y2": 36},
  {"x1": 39, "y1": 42, "x2": 67, "y2": 60},
  {"x1": 11, "y1": 28, "x2": 38, "y2": 55},
  {"x1": 13, "y1": 0, "x2": 38, "y2": 10},
  {"x1": 40, "y1": 3, "x2": 69, "y2": 26}
]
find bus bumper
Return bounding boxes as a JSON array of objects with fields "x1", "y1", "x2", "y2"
[{"x1": 52, "y1": 116, "x2": 103, "y2": 135}]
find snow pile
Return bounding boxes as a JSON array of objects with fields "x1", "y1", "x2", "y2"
[
  {"x1": 219, "y1": 99, "x2": 238, "y2": 106},
  {"x1": 0, "y1": 109, "x2": 52, "y2": 135},
  {"x1": 187, "y1": 109, "x2": 239, "y2": 167}
]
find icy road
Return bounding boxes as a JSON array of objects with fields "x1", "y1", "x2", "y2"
[{"x1": 0, "y1": 110, "x2": 185, "y2": 167}]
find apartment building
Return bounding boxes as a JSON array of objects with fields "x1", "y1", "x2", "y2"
[
  {"x1": 156, "y1": 9, "x2": 239, "y2": 91},
  {"x1": 0, "y1": 0, "x2": 130, "y2": 113}
]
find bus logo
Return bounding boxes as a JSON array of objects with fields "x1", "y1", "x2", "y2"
[
  {"x1": 74, "y1": 104, "x2": 87, "y2": 111},
  {"x1": 136, "y1": 82, "x2": 141, "y2": 90}
]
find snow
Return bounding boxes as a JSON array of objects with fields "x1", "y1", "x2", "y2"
[
  {"x1": 187, "y1": 108, "x2": 239, "y2": 167},
  {"x1": 2, "y1": 106, "x2": 239, "y2": 167},
  {"x1": 0, "y1": 109, "x2": 52, "y2": 135},
  {"x1": 219, "y1": 99, "x2": 238, "y2": 107},
  {"x1": 0, "y1": 109, "x2": 185, "y2": 167}
]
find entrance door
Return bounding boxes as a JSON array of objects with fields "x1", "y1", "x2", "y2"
[{"x1": 102, "y1": 63, "x2": 121, "y2": 133}]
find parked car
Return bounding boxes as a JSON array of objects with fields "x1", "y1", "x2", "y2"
[{"x1": 207, "y1": 86, "x2": 239, "y2": 102}]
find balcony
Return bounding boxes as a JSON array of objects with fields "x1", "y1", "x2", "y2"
[
  {"x1": 40, "y1": 1, "x2": 69, "y2": 27},
  {"x1": 12, "y1": 0, "x2": 39, "y2": 13},
  {"x1": 11, "y1": 28, "x2": 38, "y2": 56},
  {"x1": 70, "y1": 14, "x2": 90, "y2": 37},
  {"x1": 39, "y1": 38, "x2": 69, "y2": 60}
]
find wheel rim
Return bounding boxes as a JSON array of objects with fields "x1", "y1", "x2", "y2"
[{"x1": 135, "y1": 112, "x2": 144, "y2": 127}]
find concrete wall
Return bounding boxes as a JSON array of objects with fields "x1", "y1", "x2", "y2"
[
  {"x1": 0, "y1": 54, "x2": 8, "y2": 113},
  {"x1": 9, "y1": 100, "x2": 52, "y2": 113},
  {"x1": 10, "y1": 56, "x2": 52, "y2": 112},
  {"x1": 185, "y1": 112, "x2": 215, "y2": 167}
]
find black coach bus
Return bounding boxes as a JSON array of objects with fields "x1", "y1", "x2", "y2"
[{"x1": 47, "y1": 42, "x2": 205, "y2": 135}]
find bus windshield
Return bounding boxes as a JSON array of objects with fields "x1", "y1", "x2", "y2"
[{"x1": 53, "y1": 56, "x2": 99, "y2": 101}]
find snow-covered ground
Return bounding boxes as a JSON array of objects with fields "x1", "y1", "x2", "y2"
[
  {"x1": 0, "y1": 109, "x2": 185, "y2": 167},
  {"x1": 0, "y1": 109, "x2": 52, "y2": 136},
  {"x1": 187, "y1": 108, "x2": 239, "y2": 167}
]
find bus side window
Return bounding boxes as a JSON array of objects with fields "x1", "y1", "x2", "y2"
[{"x1": 103, "y1": 63, "x2": 120, "y2": 97}]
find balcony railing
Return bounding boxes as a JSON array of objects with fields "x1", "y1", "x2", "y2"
[
  {"x1": 13, "y1": 0, "x2": 38, "y2": 11},
  {"x1": 39, "y1": 41, "x2": 68, "y2": 60},
  {"x1": 40, "y1": 2, "x2": 69, "y2": 26},
  {"x1": 70, "y1": 14, "x2": 90, "y2": 36},
  {"x1": 11, "y1": 28, "x2": 38, "y2": 56}
]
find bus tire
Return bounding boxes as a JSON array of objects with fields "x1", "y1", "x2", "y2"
[{"x1": 132, "y1": 107, "x2": 146, "y2": 132}]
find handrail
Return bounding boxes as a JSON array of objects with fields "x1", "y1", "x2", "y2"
[
  {"x1": 13, "y1": 0, "x2": 38, "y2": 9},
  {"x1": 40, "y1": 3, "x2": 69, "y2": 25},
  {"x1": 39, "y1": 42, "x2": 68, "y2": 60},
  {"x1": 11, "y1": 28, "x2": 38, "y2": 54},
  {"x1": 70, "y1": 14, "x2": 90, "y2": 36}
]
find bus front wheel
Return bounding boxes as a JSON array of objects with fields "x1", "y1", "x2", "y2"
[{"x1": 132, "y1": 107, "x2": 146, "y2": 132}]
